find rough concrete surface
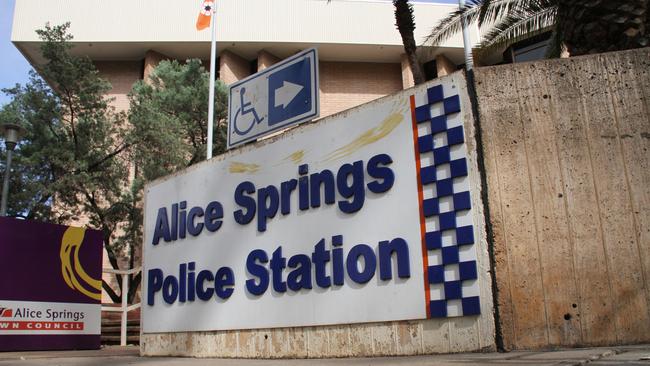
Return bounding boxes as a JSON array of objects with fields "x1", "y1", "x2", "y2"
[
  {"x1": 476, "y1": 47, "x2": 650, "y2": 350},
  {"x1": 1, "y1": 345, "x2": 649, "y2": 365}
]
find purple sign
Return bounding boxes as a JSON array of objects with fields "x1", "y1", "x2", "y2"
[{"x1": 0, "y1": 217, "x2": 103, "y2": 351}]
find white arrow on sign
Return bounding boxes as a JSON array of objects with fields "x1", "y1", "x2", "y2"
[{"x1": 274, "y1": 81, "x2": 304, "y2": 109}]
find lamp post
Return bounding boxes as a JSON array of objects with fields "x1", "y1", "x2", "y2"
[{"x1": 1, "y1": 123, "x2": 25, "y2": 216}]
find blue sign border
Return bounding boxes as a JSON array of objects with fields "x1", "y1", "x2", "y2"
[{"x1": 227, "y1": 48, "x2": 320, "y2": 149}]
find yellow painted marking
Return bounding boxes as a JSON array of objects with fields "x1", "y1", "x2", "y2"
[
  {"x1": 324, "y1": 112, "x2": 404, "y2": 162},
  {"x1": 229, "y1": 162, "x2": 261, "y2": 173}
]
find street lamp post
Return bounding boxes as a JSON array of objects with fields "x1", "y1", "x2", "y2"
[{"x1": 1, "y1": 123, "x2": 25, "y2": 216}]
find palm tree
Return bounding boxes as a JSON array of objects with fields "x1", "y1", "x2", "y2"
[
  {"x1": 393, "y1": 0, "x2": 425, "y2": 84},
  {"x1": 425, "y1": 0, "x2": 649, "y2": 58}
]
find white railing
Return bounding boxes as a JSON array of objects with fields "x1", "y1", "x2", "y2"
[{"x1": 101, "y1": 267, "x2": 141, "y2": 346}]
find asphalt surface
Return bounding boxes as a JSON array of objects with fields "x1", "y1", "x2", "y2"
[{"x1": 0, "y1": 344, "x2": 649, "y2": 365}]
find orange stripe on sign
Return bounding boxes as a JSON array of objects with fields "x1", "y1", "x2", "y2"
[{"x1": 409, "y1": 95, "x2": 431, "y2": 318}]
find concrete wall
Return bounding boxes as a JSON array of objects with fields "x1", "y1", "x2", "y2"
[
  {"x1": 219, "y1": 50, "x2": 251, "y2": 85},
  {"x1": 94, "y1": 61, "x2": 142, "y2": 113},
  {"x1": 475, "y1": 47, "x2": 650, "y2": 350},
  {"x1": 257, "y1": 50, "x2": 280, "y2": 71}
]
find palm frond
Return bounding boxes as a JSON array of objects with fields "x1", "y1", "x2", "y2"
[
  {"x1": 476, "y1": 5, "x2": 557, "y2": 55},
  {"x1": 425, "y1": 0, "x2": 563, "y2": 49},
  {"x1": 422, "y1": 0, "x2": 482, "y2": 47},
  {"x1": 424, "y1": 0, "x2": 546, "y2": 47},
  {"x1": 478, "y1": 0, "x2": 554, "y2": 26}
]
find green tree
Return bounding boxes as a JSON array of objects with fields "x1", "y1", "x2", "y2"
[
  {"x1": 0, "y1": 22, "x2": 132, "y2": 302},
  {"x1": 0, "y1": 24, "x2": 228, "y2": 303},
  {"x1": 128, "y1": 59, "x2": 228, "y2": 182},
  {"x1": 426, "y1": 0, "x2": 649, "y2": 58},
  {"x1": 0, "y1": 99, "x2": 54, "y2": 220}
]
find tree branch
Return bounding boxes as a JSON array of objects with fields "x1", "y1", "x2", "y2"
[
  {"x1": 85, "y1": 142, "x2": 132, "y2": 173},
  {"x1": 102, "y1": 280, "x2": 120, "y2": 303}
]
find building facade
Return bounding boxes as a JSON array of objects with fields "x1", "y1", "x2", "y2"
[{"x1": 12, "y1": 0, "x2": 473, "y2": 117}]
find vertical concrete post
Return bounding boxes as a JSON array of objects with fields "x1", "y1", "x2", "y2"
[{"x1": 400, "y1": 54, "x2": 415, "y2": 89}]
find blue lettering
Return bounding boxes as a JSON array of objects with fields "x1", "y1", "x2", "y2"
[
  {"x1": 280, "y1": 179, "x2": 297, "y2": 215},
  {"x1": 337, "y1": 161, "x2": 365, "y2": 213},
  {"x1": 246, "y1": 249, "x2": 269, "y2": 296},
  {"x1": 187, "y1": 262, "x2": 196, "y2": 301},
  {"x1": 257, "y1": 185, "x2": 279, "y2": 232},
  {"x1": 270, "y1": 247, "x2": 287, "y2": 293},
  {"x1": 152, "y1": 208, "x2": 171, "y2": 245},
  {"x1": 162, "y1": 275, "x2": 179, "y2": 304},
  {"x1": 378, "y1": 238, "x2": 411, "y2": 280},
  {"x1": 234, "y1": 181, "x2": 256, "y2": 225},
  {"x1": 215, "y1": 267, "x2": 235, "y2": 299},
  {"x1": 346, "y1": 244, "x2": 376, "y2": 284},
  {"x1": 178, "y1": 201, "x2": 187, "y2": 239},
  {"x1": 179, "y1": 263, "x2": 187, "y2": 302},
  {"x1": 187, "y1": 206, "x2": 204, "y2": 236},
  {"x1": 310, "y1": 169, "x2": 335, "y2": 208},
  {"x1": 367, "y1": 153, "x2": 395, "y2": 193},
  {"x1": 204, "y1": 201, "x2": 223, "y2": 232},
  {"x1": 298, "y1": 164, "x2": 309, "y2": 210},
  {"x1": 196, "y1": 270, "x2": 215, "y2": 301},
  {"x1": 332, "y1": 235, "x2": 345, "y2": 286},
  {"x1": 287, "y1": 254, "x2": 312, "y2": 291},
  {"x1": 312, "y1": 238, "x2": 331, "y2": 288},
  {"x1": 147, "y1": 268, "x2": 163, "y2": 305}
]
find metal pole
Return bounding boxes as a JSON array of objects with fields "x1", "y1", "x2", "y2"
[
  {"x1": 206, "y1": 1, "x2": 217, "y2": 160},
  {"x1": 458, "y1": 0, "x2": 474, "y2": 70},
  {"x1": 1, "y1": 149, "x2": 13, "y2": 216}
]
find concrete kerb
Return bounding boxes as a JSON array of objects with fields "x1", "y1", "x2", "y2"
[{"x1": 1, "y1": 345, "x2": 650, "y2": 365}]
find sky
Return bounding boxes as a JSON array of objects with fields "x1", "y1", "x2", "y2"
[
  {"x1": 0, "y1": 0, "x2": 457, "y2": 106},
  {"x1": 0, "y1": 0, "x2": 32, "y2": 106}
]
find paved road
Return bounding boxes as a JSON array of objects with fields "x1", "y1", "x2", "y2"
[{"x1": 1, "y1": 345, "x2": 649, "y2": 365}]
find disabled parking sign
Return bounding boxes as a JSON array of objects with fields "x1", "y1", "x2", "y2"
[{"x1": 227, "y1": 48, "x2": 319, "y2": 149}]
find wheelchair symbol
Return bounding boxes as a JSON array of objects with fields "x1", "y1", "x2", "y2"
[{"x1": 233, "y1": 87, "x2": 265, "y2": 136}]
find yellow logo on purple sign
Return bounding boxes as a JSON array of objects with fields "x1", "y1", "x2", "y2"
[{"x1": 59, "y1": 227, "x2": 102, "y2": 301}]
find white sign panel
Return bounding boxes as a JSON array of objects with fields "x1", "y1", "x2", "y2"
[
  {"x1": 143, "y1": 77, "x2": 481, "y2": 333},
  {"x1": 227, "y1": 48, "x2": 319, "y2": 149},
  {"x1": 0, "y1": 300, "x2": 100, "y2": 335}
]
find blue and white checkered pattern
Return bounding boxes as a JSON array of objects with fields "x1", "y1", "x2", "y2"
[{"x1": 414, "y1": 85, "x2": 480, "y2": 318}]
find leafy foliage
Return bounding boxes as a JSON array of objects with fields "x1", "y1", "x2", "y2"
[
  {"x1": 425, "y1": 0, "x2": 649, "y2": 58},
  {"x1": 128, "y1": 59, "x2": 228, "y2": 182},
  {"x1": 425, "y1": 0, "x2": 558, "y2": 57},
  {"x1": 0, "y1": 23, "x2": 228, "y2": 303},
  {"x1": 0, "y1": 96, "x2": 55, "y2": 221}
]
